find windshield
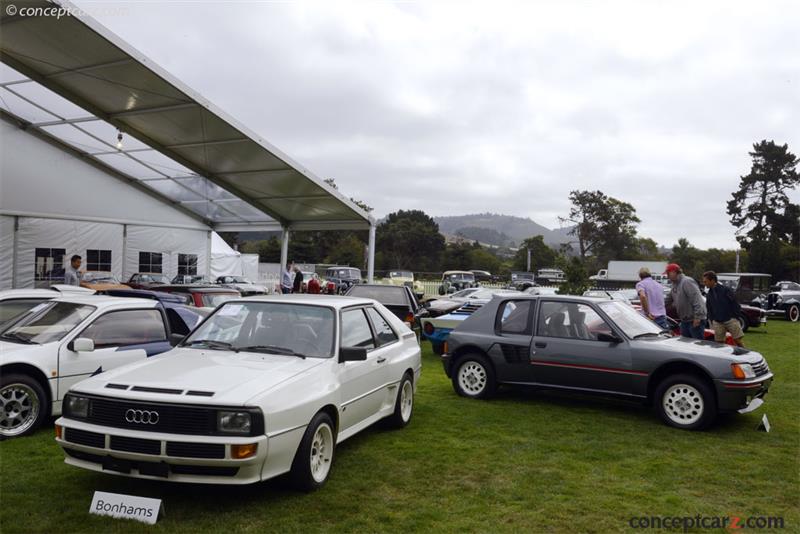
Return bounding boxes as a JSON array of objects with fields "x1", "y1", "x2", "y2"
[
  {"x1": 184, "y1": 302, "x2": 334, "y2": 358},
  {"x1": 201, "y1": 293, "x2": 239, "y2": 308},
  {"x1": 512, "y1": 273, "x2": 534, "y2": 280},
  {"x1": 448, "y1": 273, "x2": 474, "y2": 282},
  {"x1": 598, "y1": 301, "x2": 663, "y2": 338},
  {"x1": 228, "y1": 277, "x2": 250, "y2": 284},
  {"x1": 389, "y1": 271, "x2": 413, "y2": 278},
  {"x1": 718, "y1": 276, "x2": 739, "y2": 290},
  {"x1": 149, "y1": 275, "x2": 170, "y2": 284},
  {"x1": 331, "y1": 269, "x2": 359, "y2": 279},
  {"x1": 347, "y1": 285, "x2": 408, "y2": 306},
  {"x1": 1, "y1": 302, "x2": 95, "y2": 344},
  {"x1": 82, "y1": 272, "x2": 118, "y2": 283}
]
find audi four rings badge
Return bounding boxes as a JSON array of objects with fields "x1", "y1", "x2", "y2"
[{"x1": 124, "y1": 409, "x2": 159, "y2": 424}]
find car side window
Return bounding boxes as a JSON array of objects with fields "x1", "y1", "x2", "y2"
[
  {"x1": 366, "y1": 307, "x2": 398, "y2": 346},
  {"x1": 79, "y1": 309, "x2": 167, "y2": 348},
  {"x1": 340, "y1": 309, "x2": 376, "y2": 350},
  {"x1": 537, "y1": 302, "x2": 613, "y2": 341},
  {"x1": 498, "y1": 300, "x2": 533, "y2": 335}
]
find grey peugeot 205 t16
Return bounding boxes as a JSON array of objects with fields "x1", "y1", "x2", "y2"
[{"x1": 441, "y1": 295, "x2": 773, "y2": 430}]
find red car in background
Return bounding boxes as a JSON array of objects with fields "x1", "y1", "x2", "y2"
[
  {"x1": 127, "y1": 272, "x2": 171, "y2": 290},
  {"x1": 155, "y1": 285, "x2": 240, "y2": 308}
]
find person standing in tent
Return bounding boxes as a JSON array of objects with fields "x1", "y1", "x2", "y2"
[
  {"x1": 292, "y1": 265, "x2": 304, "y2": 293},
  {"x1": 64, "y1": 255, "x2": 83, "y2": 286},
  {"x1": 281, "y1": 262, "x2": 293, "y2": 294}
]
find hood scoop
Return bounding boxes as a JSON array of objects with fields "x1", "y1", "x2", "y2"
[{"x1": 105, "y1": 383, "x2": 214, "y2": 397}]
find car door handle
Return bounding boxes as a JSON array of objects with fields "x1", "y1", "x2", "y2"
[
  {"x1": 377, "y1": 357, "x2": 387, "y2": 363},
  {"x1": 535, "y1": 342, "x2": 547, "y2": 348}
]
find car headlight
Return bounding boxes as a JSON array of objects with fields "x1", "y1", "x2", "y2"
[
  {"x1": 64, "y1": 395, "x2": 90, "y2": 419},
  {"x1": 731, "y1": 363, "x2": 756, "y2": 379},
  {"x1": 217, "y1": 411, "x2": 252, "y2": 434}
]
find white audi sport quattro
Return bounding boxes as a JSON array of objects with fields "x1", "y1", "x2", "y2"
[
  {"x1": 1, "y1": 296, "x2": 178, "y2": 438},
  {"x1": 56, "y1": 295, "x2": 422, "y2": 490}
]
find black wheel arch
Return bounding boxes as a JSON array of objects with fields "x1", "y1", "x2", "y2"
[
  {"x1": 0, "y1": 363, "x2": 52, "y2": 417},
  {"x1": 449, "y1": 345, "x2": 494, "y2": 373},
  {"x1": 316, "y1": 404, "x2": 340, "y2": 437},
  {"x1": 645, "y1": 360, "x2": 717, "y2": 406}
]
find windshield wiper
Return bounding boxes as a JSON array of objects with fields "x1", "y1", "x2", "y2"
[
  {"x1": 234, "y1": 345, "x2": 306, "y2": 358},
  {"x1": 185, "y1": 339, "x2": 235, "y2": 351},
  {"x1": 632, "y1": 332, "x2": 661, "y2": 339},
  {"x1": 0, "y1": 332, "x2": 38, "y2": 345}
]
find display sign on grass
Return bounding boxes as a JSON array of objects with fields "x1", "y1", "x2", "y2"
[{"x1": 90, "y1": 491, "x2": 164, "y2": 524}]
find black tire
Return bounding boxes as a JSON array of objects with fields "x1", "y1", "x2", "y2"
[
  {"x1": 654, "y1": 373, "x2": 717, "y2": 430},
  {"x1": 0, "y1": 373, "x2": 48, "y2": 439},
  {"x1": 385, "y1": 373, "x2": 414, "y2": 429},
  {"x1": 289, "y1": 412, "x2": 336, "y2": 492},
  {"x1": 452, "y1": 353, "x2": 497, "y2": 399},
  {"x1": 786, "y1": 304, "x2": 800, "y2": 323},
  {"x1": 738, "y1": 315, "x2": 749, "y2": 333}
]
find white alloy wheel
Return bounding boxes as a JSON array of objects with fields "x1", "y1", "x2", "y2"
[
  {"x1": 458, "y1": 361, "x2": 488, "y2": 396},
  {"x1": 309, "y1": 422, "x2": 334, "y2": 483},
  {"x1": 0, "y1": 383, "x2": 40, "y2": 437},
  {"x1": 662, "y1": 383, "x2": 705, "y2": 426},
  {"x1": 400, "y1": 379, "x2": 414, "y2": 423}
]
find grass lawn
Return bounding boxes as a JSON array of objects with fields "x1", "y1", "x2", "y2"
[{"x1": 1, "y1": 322, "x2": 798, "y2": 533}]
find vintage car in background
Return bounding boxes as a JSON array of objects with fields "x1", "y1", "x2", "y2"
[
  {"x1": 508, "y1": 271, "x2": 537, "y2": 291},
  {"x1": 717, "y1": 272, "x2": 772, "y2": 305},
  {"x1": 0, "y1": 296, "x2": 181, "y2": 438},
  {"x1": 441, "y1": 294, "x2": 772, "y2": 430},
  {"x1": 438, "y1": 270, "x2": 478, "y2": 295},
  {"x1": 56, "y1": 295, "x2": 421, "y2": 489},
  {"x1": 346, "y1": 284, "x2": 428, "y2": 338},
  {"x1": 80, "y1": 271, "x2": 130, "y2": 291},
  {"x1": 126, "y1": 273, "x2": 171, "y2": 290},
  {"x1": 470, "y1": 270, "x2": 493, "y2": 283},
  {"x1": 215, "y1": 276, "x2": 267, "y2": 296},
  {"x1": 154, "y1": 285, "x2": 241, "y2": 309},
  {"x1": 382, "y1": 270, "x2": 425, "y2": 300},
  {"x1": 0, "y1": 286, "x2": 95, "y2": 330},
  {"x1": 762, "y1": 280, "x2": 800, "y2": 322},
  {"x1": 324, "y1": 266, "x2": 363, "y2": 294}
]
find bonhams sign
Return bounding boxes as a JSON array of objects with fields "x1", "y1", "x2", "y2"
[{"x1": 90, "y1": 491, "x2": 164, "y2": 524}]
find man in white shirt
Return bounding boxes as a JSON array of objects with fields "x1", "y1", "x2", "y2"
[{"x1": 280, "y1": 262, "x2": 293, "y2": 294}]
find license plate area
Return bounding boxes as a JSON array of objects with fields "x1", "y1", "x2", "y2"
[{"x1": 102, "y1": 456, "x2": 132, "y2": 474}]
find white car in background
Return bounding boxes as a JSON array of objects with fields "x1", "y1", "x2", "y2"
[
  {"x1": 215, "y1": 276, "x2": 268, "y2": 296},
  {"x1": 56, "y1": 295, "x2": 421, "y2": 490},
  {"x1": 0, "y1": 286, "x2": 95, "y2": 330},
  {"x1": 0, "y1": 296, "x2": 175, "y2": 438}
]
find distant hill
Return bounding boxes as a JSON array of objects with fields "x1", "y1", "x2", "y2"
[{"x1": 435, "y1": 213, "x2": 574, "y2": 247}]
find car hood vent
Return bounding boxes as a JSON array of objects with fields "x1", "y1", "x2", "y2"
[
  {"x1": 185, "y1": 390, "x2": 215, "y2": 397},
  {"x1": 105, "y1": 383, "x2": 129, "y2": 390},
  {"x1": 130, "y1": 386, "x2": 183, "y2": 394}
]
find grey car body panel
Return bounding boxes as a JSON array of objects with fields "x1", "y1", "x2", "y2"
[{"x1": 444, "y1": 295, "x2": 772, "y2": 412}]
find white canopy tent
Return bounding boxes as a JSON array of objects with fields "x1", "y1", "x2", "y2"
[
  {"x1": 0, "y1": 0, "x2": 377, "y2": 285},
  {"x1": 209, "y1": 231, "x2": 241, "y2": 280}
]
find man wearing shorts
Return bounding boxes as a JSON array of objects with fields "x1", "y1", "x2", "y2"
[{"x1": 702, "y1": 270, "x2": 745, "y2": 347}]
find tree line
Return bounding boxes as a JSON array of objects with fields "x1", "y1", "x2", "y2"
[{"x1": 235, "y1": 140, "x2": 799, "y2": 282}]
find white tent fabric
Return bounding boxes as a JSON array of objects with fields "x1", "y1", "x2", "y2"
[
  {"x1": 0, "y1": 215, "x2": 14, "y2": 289},
  {"x1": 15, "y1": 217, "x2": 123, "y2": 287},
  {"x1": 124, "y1": 226, "x2": 209, "y2": 281},
  {"x1": 209, "y1": 232, "x2": 242, "y2": 280},
  {"x1": 241, "y1": 254, "x2": 260, "y2": 282}
]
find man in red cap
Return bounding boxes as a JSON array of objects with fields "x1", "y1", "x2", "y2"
[{"x1": 665, "y1": 263, "x2": 706, "y2": 339}]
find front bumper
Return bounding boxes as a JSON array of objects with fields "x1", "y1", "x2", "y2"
[
  {"x1": 441, "y1": 353, "x2": 453, "y2": 378},
  {"x1": 55, "y1": 418, "x2": 269, "y2": 484},
  {"x1": 714, "y1": 373, "x2": 773, "y2": 413}
]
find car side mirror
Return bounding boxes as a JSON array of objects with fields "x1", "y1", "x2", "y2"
[
  {"x1": 169, "y1": 333, "x2": 185, "y2": 347},
  {"x1": 70, "y1": 337, "x2": 95, "y2": 352},
  {"x1": 597, "y1": 332, "x2": 622, "y2": 344},
  {"x1": 339, "y1": 346, "x2": 368, "y2": 363}
]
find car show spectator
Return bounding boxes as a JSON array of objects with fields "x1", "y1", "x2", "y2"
[
  {"x1": 636, "y1": 267, "x2": 668, "y2": 329},
  {"x1": 281, "y1": 262, "x2": 293, "y2": 294},
  {"x1": 64, "y1": 255, "x2": 83, "y2": 286},
  {"x1": 702, "y1": 270, "x2": 745, "y2": 347},
  {"x1": 307, "y1": 273, "x2": 321, "y2": 294},
  {"x1": 293, "y1": 265, "x2": 303, "y2": 293},
  {"x1": 666, "y1": 263, "x2": 706, "y2": 339}
]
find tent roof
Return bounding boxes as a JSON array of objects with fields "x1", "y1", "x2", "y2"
[{"x1": 0, "y1": 0, "x2": 373, "y2": 232}]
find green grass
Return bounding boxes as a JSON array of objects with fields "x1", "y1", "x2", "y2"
[{"x1": 2, "y1": 322, "x2": 798, "y2": 533}]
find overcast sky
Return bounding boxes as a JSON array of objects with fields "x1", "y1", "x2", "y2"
[{"x1": 75, "y1": 0, "x2": 799, "y2": 248}]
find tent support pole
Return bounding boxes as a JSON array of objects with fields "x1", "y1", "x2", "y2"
[
  {"x1": 11, "y1": 216, "x2": 19, "y2": 288},
  {"x1": 280, "y1": 226, "x2": 289, "y2": 278},
  {"x1": 367, "y1": 223, "x2": 376, "y2": 283}
]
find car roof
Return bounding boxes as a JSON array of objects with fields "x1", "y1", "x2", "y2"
[
  {"x1": 0, "y1": 288, "x2": 59, "y2": 299},
  {"x1": 238, "y1": 294, "x2": 376, "y2": 309},
  {"x1": 51, "y1": 295, "x2": 158, "y2": 307},
  {"x1": 443, "y1": 270, "x2": 473, "y2": 275}
]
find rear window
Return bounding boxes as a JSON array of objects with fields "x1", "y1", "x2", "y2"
[{"x1": 347, "y1": 286, "x2": 408, "y2": 306}]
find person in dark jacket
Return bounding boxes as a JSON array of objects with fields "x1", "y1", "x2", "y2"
[
  {"x1": 292, "y1": 265, "x2": 304, "y2": 293},
  {"x1": 702, "y1": 271, "x2": 744, "y2": 347}
]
